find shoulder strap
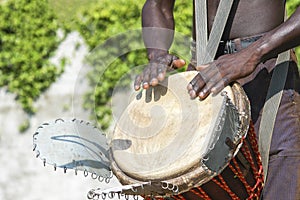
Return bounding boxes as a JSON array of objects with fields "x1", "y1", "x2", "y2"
[
  {"x1": 194, "y1": 0, "x2": 207, "y2": 64},
  {"x1": 258, "y1": 9, "x2": 290, "y2": 183},
  {"x1": 195, "y1": 0, "x2": 235, "y2": 64},
  {"x1": 258, "y1": 50, "x2": 290, "y2": 182}
]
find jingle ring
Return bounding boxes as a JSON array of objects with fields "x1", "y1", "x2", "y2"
[
  {"x1": 98, "y1": 176, "x2": 104, "y2": 182},
  {"x1": 91, "y1": 173, "x2": 98, "y2": 179},
  {"x1": 161, "y1": 181, "x2": 169, "y2": 190},
  {"x1": 84, "y1": 169, "x2": 89, "y2": 177}
]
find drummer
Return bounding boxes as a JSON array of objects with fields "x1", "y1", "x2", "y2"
[{"x1": 134, "y1": 1, "x2": 300, "y2": 199}]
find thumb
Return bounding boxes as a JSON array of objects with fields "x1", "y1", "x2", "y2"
[
  {"x1": 195, "y1": 63, "x2": 209, "y2": 71},
  {"x1": 172, "y1": 58, "x2": 186, "y2": 69}
]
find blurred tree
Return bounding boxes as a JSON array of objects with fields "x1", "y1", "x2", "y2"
[
  {"x1": 287, "y1": 0, "x2": 300, "y2": 16},
  {"x1": 0, "y1": 0, "x2": 63, "y2": 114},
  {"x1": 49, "y1": 0, "x2": 99, "y2": 32},
  {"x1": 287, "y1": 0, "x2": 300, "y2": 65}
]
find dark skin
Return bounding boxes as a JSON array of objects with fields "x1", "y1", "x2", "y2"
[{"x1": 134, "y1": 0, "x2": 300, "y2": 100}]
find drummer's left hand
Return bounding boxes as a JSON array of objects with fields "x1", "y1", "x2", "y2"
[{"x1": 187, "y1": 50, "x2": 260, "y2": 100}]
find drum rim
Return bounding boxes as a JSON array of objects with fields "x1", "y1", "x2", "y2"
[{"x1": 110, "y1": 72, "x2": 251, "y2": 196}]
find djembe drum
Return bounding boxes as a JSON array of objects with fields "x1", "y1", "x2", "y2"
[{"x1": 109, "y1": 71, "x2": 264, "y2": 200}]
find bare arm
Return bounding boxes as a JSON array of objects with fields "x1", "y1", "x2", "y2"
[
  {"x1": 255, "y1": 6, "x2": 300, "y2": 62},
  {"x1": 142, "y1": 0, "x2": 175, "y2": 59},
  {"x1": 188, "y1": 6, "x2": 300, "y2": 100},
  {"x1": 134, "y1": 0, "x2": 185, "y2": 91}
]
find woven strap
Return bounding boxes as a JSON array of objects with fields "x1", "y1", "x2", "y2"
[
  {"x1": 194, "y1": 0, "x2": 207, "y2": 64},
  {"x1": 258, "y1": 8, "x2": 290, "y2": 183},
  {"x1": 195, "y1": 0, "x2": 235, "y2": 65},
  {"x1": 258, "y1": 50, "x2": 290, "y2": 182}
]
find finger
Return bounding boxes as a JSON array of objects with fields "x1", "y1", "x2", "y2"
[
  {"x1": 188, "y1": 89, "x2": 197, "y2": 99},
  {"x1": 195, "y1": 64, "x2": 209, "y2": 71},
  {"x1": 187, "y1": 73, "x2": 206, "y2": 99},
  {"x1": 172, "y1": 59, "x2": 186, "y2": 69},
  {"x1": 150, "y1": 78, "x2": 159, "y2": 86},
  {"x1": 200, "y1": 70, "x2": 225, "y2": 98},
  {"x1": 143, "y1": 82, "x2": 150, "y2": 90},
  {"x1": 198, "y1": 86, "x2": 210, "y2": 100},
  {"x1": 211, "y1": 77, "x2": 230, "y2": 95},
  {"x1": 134, "y1": 75, "x2": 142, "y2": 91},
  {"x1": 187, "y1": 73, "x2": 200, "y2": 90},
  {"x1": 198, "y1": 82, "x2": 214, "y2": 100},
  {"x1": 150, "y1": 64, "x2": 159, "y2": 86},
  {"x1": 142, "y1": 68, "x2": 151, "y2": 90},
  {"x1": 187, "y1": 76, "x2": 196, "y2": 98},
  {"x1": 157, "y1": 64, "x2": 167, "y2": 82}
]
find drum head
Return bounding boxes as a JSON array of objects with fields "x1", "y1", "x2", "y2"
[{"x1": 110, "y1": 71, "x2": 236, "y2": 181}]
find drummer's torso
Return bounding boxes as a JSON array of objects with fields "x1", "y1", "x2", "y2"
[
  {"x1": 193, "y1": 0, "x2": 286, "y2": 39},
  {"x1": 192, "y1": 0, "x2": 299, "y2": 123}
]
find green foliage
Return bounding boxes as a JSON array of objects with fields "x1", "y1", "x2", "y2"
[
  {"x1": 0, "y1": 0, "x2": 63, "y2": 114},
  {"x1": 49, "y1": 0, "x2": 99, "y2": 32},
  {"x1": 76, "y1": 0, "x2": 143, "y2": 50},
  {"x1": 173, "y1": 1, "x2": 193, "y2": 35},
  {"x1": 287, "y1": 0, "x2": 300, "y2": 66},
  {"x1": 287, "y1": 0, "x2": 300, "y2": 16},
  {"x1": 19, "y1": 118, "x2": 30, "y2": 133}
]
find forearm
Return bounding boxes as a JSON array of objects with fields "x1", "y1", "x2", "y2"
[
  {"x1": 254, "y1": 6, "x2": 300, "y2": 62},
  {"x1": 142, "y1": 0, "x2": 175, "y2": 60}
]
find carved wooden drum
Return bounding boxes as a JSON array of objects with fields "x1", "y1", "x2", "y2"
[{"x1": 109, "y1": 71, "x2": 263, "y2": 199}]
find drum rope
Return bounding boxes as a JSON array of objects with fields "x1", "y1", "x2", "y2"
[
  {"x1": 229, "y1": 160, "x2": 252, "y2": 195},
  {"x1": 171, "y1": 194, "x2": 185, "y2": 200},
  {"x1": 248, "y1": 123, "x2": 264, "y2": 175},
  {"x1": 239, "y1": 123, "x2": 264, "y2": 199},
  {"x1": 245, "y1": 123, "x2": 264, "y2": 199},
  {"x1": 211, "y1": 175, "x2": 240, "y2": 200},
  {"x1": 240, "y1": 124, "x2": 264, "y2": 185},
  {"x1": 191, "y1": 187, "x2": 211, "y2": 200},
  {"x1": 144, "y1": 197, "x2": 164, "y2": 200}
]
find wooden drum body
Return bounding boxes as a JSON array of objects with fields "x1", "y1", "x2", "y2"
[{"x1": 109, "y1": 71, "x2": 261, "y2": 198}]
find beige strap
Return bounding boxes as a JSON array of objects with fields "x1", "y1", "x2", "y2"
[
  {"x1": 201, "y1": 0, "x2": 234, "y2": 64},
  {"x1": 258, "y1": 50, "x2": 290, "y2": 182},
  {"x1": 194, "y1": 0, "x2": 207, "y2": 64},
  {"x1": 258, "y1": 9, "x2": 290, "y2": 183},
  {"x1": 196, "y1": 0, "x2": 235, "y2": 65}
]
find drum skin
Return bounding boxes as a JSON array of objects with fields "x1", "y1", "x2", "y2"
[{"x1": 109, "y1": 71, "x2": 251, "y2": 196}]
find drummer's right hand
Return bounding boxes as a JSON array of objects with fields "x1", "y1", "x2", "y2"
[{"x1": 134, "y1": 53, "x2": 185, "y2": 91}]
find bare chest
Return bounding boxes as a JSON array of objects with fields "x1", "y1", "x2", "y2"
[{"x1": 205, "y1": 0, "x2": 285, "y2": 38}]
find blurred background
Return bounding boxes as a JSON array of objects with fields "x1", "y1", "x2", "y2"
[{"x1": 0, "y1": 0, "x2": 299, "y2": 200}]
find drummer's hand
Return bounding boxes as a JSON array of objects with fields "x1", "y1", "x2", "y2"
[
  {"x1": 134, "y1": 53, "x2": 186, "y2": 91},
  {"x1": 187, "y1": 50, "x2": 260, "y2": 100}
]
